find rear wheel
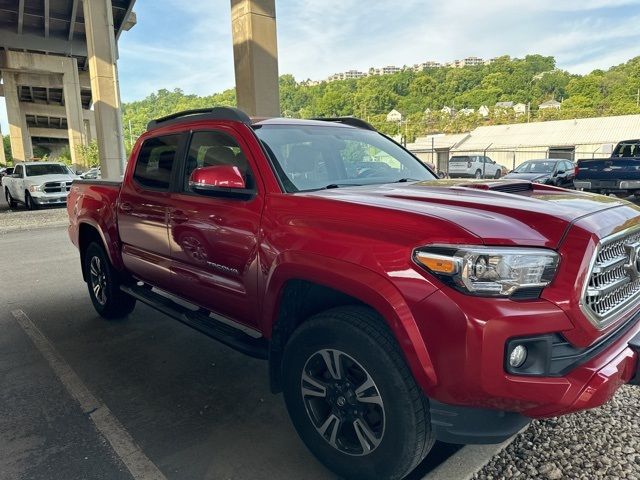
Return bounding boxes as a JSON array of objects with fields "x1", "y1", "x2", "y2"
[
  {"x1": 5, "y1": 189, "x2": 17, "y2": 209},
  {"x1": 282, "y1": 306, "x2": 434, "y2": 480},
  {"x1": 84, "y1": 242, "x2": 136, "y2": 319}
]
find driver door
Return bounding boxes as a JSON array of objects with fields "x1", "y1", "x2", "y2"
[{"x1": 167, "y1": 127, "x2": 263, "y2": 328}]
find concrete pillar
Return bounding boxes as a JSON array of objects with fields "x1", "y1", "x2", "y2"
[
  {"x1": 0, "y1": 123, "x2": 6, "y2": 166},
  {"x1": 82, "y1": 0, "x2": 126, "y2": 179},
  {"x1": 3, "y1": 73, "x2": 33, "y2": 162},
  {"x1": 231, "y1": 0, "x2": 280, "y2": 117},
  {"x1": 62, "y1": 57, "x2": 87, "y2": 167}
]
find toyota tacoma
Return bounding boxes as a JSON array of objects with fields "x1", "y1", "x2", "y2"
[{"x1": 67, "y1": 108, "x2": 640, "y2": 480}]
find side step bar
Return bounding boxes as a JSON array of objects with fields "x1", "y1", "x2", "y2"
[{"x1": 121, "y1": 284, "x2": 268, "y2": 360}]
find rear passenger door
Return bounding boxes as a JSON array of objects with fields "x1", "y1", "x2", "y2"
[{"x1": 118, "y1": 134, "x2": 185, "y2": 291}]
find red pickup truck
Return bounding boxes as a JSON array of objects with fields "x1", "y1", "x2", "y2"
[{"x1": 68, "y1": 107, "x2": 640, "y2": 480}]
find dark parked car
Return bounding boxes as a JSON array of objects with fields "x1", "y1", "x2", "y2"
[
  {"x1": 504, "y1": 158, "x2": 575, "y2": 188},
  {"x1": 0, "y1": 167, "x2": 14, "y2": 179},
  {"x1": 575, "y1": 139, "x2": 640, "y2": 196}
]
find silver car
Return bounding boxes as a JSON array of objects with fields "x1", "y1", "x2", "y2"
[{"x1": 448, "y1": 155, "x2": 506, "y2": 179}]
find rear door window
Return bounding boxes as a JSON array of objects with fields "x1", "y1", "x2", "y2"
[{"x1": 134, "y1": 135, "x2": 181, "y2": 191}]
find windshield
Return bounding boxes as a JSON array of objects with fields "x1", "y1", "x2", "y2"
[
  {"x1": 254, "y1": 124, "x2": 435, "y2": 192},
  {"x1": 513, "y1": 161, "x2": 556, "y2": 174},
  {"x1": 25, "y1": 163, "x2": 69, "y2": 177}
]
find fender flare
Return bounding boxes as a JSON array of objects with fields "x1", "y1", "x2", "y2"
[
  {"x1": 77, "y1": 212, "x2": 124, "y2": 272},
  {"x1": 262, "y1": 251, "x2": 438, "y2": 391}
]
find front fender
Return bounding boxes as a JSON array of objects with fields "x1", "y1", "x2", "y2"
[{"x1": 262, "y1": 250, "x2": 438, "y2": 391}]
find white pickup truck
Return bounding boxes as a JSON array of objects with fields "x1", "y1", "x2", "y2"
[{"x1": 2, "y1": 162, "x2": 77, "y2": 210}]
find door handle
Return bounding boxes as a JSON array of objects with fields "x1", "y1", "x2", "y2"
[{"x1": 120, "y1": 202, "x2": 133, "y2": 213}]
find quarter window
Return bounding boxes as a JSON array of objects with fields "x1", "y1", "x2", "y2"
[{"x1": 133, "y1": 135, "x2": 181, "y2": 191}]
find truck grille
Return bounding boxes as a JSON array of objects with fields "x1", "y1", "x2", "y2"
[
  {"x1": 582, "y1": 227, "x2": 640, "y2": 327},
  {"x1": 43, "y1": 181, "x2": 72, "y2": 194}
]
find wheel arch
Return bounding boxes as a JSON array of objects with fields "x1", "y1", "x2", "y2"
[
  {"x1": 78, "y1": 221, "x2": 124, "y2": 281},
  {"x1": 264, "y1": 252, "x2": 437, "y2": 394}
]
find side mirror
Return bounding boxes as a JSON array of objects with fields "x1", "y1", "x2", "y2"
[
  {"x1": 188, "y1": 165, "x2": 249, "y2": 195},
  {"x1": 556, "y1": 170, "x2": 565, "y2": 176}
]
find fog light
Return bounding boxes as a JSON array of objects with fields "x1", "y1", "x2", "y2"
[{"x1": 509, "y1": 345, "x2": 528, "y2": 368}]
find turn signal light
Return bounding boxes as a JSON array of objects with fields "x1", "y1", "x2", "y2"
[{"x1": 414, "y1": 252, "x2": 459, "y2": 275}]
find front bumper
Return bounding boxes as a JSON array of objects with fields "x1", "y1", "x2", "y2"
[
  {"x1": 413, "y1": 289, "x2": 640, "y2": 420},
  {"x1": 32, "y1": 192, "x2": 69, "y2": 205}
]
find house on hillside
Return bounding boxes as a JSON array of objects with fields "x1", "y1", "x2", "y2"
[
  {"x1": 478, "y1": 105, "x2": 490, "y2": 117},
  {"x1": 495, "y1": 101, "x2": 514, "y2": 110},
  {"x1": 539, "y1": 99, "x2": 561, "y2": 110},
  {"x1": 441, "y1": 106, "x2": 454, "y2": 115},
  {"x1": 458, "y1": 108, "x2": 475, "y2": 116},
  {"x1": 514, "y1": 103, "x2": 528, "y2": 115},
  {"x1": 386, "y1": 109, "x2": 404, "y2": 122}
]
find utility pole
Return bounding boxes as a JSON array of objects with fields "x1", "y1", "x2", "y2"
[{"x1": 636, "y1": 88, "x2": 639, "y2": 107}]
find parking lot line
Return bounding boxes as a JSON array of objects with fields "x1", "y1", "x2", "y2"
[{"x1": 11, "y1": 309, "x2": 167, "y2": 480}]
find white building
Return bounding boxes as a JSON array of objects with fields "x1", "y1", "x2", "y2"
[
  {"x1": 478, "y1": 105, "x2": 490, "y2": 117},
  {"x1": 441, "y1": 106, "x2": 454, "y2": 115},
  {"x1": 327, "y1": 70, "x2": 366, "y2": 82},
  {"x1": 369, "y1": 65, "x2": 402, "y2": 76},
  {"x1": 495, "y1": 101, "x2": 514, "y2": 109},
  {"x1": 458, "y1": 108, "x2": 475, "y2": 116},
  {"x1": 461, "y1": 56, "x2": 484, "y2": 67},
  {"x1": 386, "y1": 109, "x2": 404, "y2": 122},
  {"x1": 513, "y1": 103, "x2": 528, "y2": 115},
  {"x1": 407, "y1": 114, "x2": 640, "y2": 171},
  {"x1": 539, "y1": 99, "x2": 561, "y2": 110},
  {"x1": 413, "y1": 61, "x2": 441, "y2": 71}
]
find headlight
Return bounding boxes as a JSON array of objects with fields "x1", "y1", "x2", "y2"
[
  {"x1": 533, "y1": 176, "x2": 549, "y2": 184},
  {"x1": 413, "y1": 246, "x2": 559, "y2": 296},
  {"x1": 28, "y1": 185, "x2": 43, "y2": 192}
]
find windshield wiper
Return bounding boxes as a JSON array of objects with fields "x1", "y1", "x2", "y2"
[
  {"x1": 324, "y1": 183, "x2": 363, "y2": 189},
  {"x1": 394, "y1": 178, "x2": 421, "y2": 183}
]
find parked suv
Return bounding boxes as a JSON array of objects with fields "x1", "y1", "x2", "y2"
[
  {"x1": 448, "y1": 155, "x2": 505, "y2": 178},
  {"x1": 68, "y1": 108, "x2": 640, "y2": 480}
]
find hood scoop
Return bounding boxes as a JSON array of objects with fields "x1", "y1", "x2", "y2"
[{"x1": 458, "y1": 180, "x2": 532, "y2": 194}]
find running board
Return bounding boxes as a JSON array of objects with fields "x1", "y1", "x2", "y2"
[{"x1": 121, "y1": 284, "x2": 268, "y2": 360}]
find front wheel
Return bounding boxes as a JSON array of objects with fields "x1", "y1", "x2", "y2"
[
  {"x1": 282, "y1": 306, "x2": 434, "y2": 480},
  {"x1": 474, "y1": 169, "x2": 482, "y2": 179},
  {"x1": 25, "y1": 192, "x2": 38, "y2": 210},
  {"x1": 494, "y1": 169, "x2": 502, "y2": 179},
  {"x1": 84, "y1": 242, "x2": 136, "y2": 319}
]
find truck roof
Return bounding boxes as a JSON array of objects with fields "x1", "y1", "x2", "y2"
[{"x1": 146, "y1": 107, "x2": 375, "y2": 133}]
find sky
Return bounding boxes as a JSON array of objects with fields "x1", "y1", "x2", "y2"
[{"x1": 2, "y1": 0, "x2": 640, "y2": 133}]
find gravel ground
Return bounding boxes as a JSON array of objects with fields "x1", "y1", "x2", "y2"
[
  {"x1": 474, "y1": 385, "x2": 640, "y2": 480},
  {"x1": 0, "y1": 201, "x2": 69, "y2": 233}
]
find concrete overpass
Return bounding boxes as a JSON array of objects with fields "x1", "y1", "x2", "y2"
[
  {"x1": 0, "y1": 0, "x2": 136, "y2": 177},
  {"x1": 1, "y1": 0, "x2": 280, "y2": 178}
]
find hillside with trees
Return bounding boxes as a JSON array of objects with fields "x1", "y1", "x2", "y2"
[{"x1": 3, "y1": 54, "x2": 640, "y2": 161}]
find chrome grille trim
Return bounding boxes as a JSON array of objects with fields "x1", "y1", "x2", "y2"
[{"x1": 581, "y1": 225, "x2": 640, "y2": 328}]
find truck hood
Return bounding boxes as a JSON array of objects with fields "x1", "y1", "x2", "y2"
[
  {"x1": 27, "y1": 174, "x2": 76, "y2": 185},
  {"x1": 299, "y1": 180, "x2": 632, "y2": 248}
]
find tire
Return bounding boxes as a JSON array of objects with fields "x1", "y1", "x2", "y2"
[
  {"x1": 5, "y1": 189, "x2": 17, "y2": 209},
  {"x1": 25, "y1": 191, "x2": 38, "y2": 210},
  {"x1": 83, "y1": 242, "x2": 136, "y2": 319},
  {"x1": 282, "y1": 306, "x2": 434, "y2": 480},
  {"x1": 494, "y1": 169, "x2": 502, "y2": 179},
  {"x1": 474, "y1": 169, "x2": 482, "y2": 179}
]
